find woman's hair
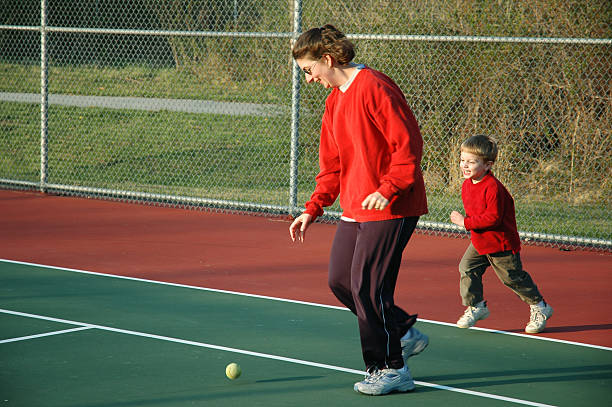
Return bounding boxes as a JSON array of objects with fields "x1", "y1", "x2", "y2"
[
  {"x1": 461, "y1": 135, "x2": 498, "y2": 162},
  {"x1": 292, "y1": 24, "x2": 355, "y2": 65}
]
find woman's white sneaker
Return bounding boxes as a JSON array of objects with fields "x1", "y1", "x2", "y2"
[
  {"x1": 401, "y1": 327, "x2": 429, "y2": 364},
  {"x1": 354, "y1": 366, "x2": 416, "y2": 396}
]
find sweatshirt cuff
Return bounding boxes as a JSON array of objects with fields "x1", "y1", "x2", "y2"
[
  {"x1": 463, "y1": 217, "x2": 472, "y2": 230},
  {"x1": 304, "y1": 202, "x2": 324, "y2": 221},
  {"x1": 376, "y1": 182, "x2": 398, "y2": 201}
]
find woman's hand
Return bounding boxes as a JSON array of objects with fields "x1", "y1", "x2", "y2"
[
  {"x1": 361, "y1": 192, "x2": 390, "y2": 211},
  {"x1": 289, "y1": 213, "x2": 313, "y2": 242}
]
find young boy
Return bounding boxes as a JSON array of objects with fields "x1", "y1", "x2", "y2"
[{"x1": 450, "y1": 135, "x2": 553, "y2": 333}]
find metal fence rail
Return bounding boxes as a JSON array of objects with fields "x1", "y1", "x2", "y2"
[{"x1": 0, "y1": 0, "x2": 610, "y2": 251}]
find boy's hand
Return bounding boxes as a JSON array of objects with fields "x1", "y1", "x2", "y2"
[{"x1": 450, "y1": 210, "x2": 465, "y2": 228}]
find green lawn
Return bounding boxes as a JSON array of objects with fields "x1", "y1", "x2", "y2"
[
  {"x1": 0, "y1": 63, "x2": 291, "y2": 104},
  {"x1": 0, "y1": 62, "x2": 609, "y2": 243}
]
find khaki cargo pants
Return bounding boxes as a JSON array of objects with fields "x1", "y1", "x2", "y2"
[{"x1": 459, "y1": 243, "x2": 543, "y2": 306}]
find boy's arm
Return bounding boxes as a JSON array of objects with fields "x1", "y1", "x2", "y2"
[{"x1": 463, "y1": 184, "x2": 505, "y2": 231}]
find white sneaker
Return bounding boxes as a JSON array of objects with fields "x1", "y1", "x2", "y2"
[
  {"x1": 354, "y1": 366, "x2": 416, "y2": 396},
  {"x1": 457, "y1": 302, "x2": 490, "y2": 328},
  {"x1": 525, "y1": 302, "x2": 553, "y2": 333},
  {"x1": 401, "y1": 327, "x2": 429, "y2": 364}
]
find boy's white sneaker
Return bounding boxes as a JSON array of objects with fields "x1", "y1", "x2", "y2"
[
  {"x1": 354, "y1": 366, "x2": 416, "y2": 396},
  {"x1": 400, "y1": 327, "x2": 429, "y2": 363},
  {"x1": 525, "y1": 302, "x2": 553, "y2": 333},
  {"x1": 457, "y1": 302, "x2": 490, "y2": 328}
]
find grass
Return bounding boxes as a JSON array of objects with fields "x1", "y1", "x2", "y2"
[
  {"x1": 0, "y1": 98, "x2": 608, "y2": 241},
  {"x1": 1, "y1": 1, "x2": 610, "y2": 244},
  {"x1": 0, "y1": 62, "x2": 290, "y2": 104},
  {"x1": 1, "y1": 101, "x2": 295, "y2": 203},
  {"x1": 424, "y1": 194, "x2": 610, "y2": 241}
]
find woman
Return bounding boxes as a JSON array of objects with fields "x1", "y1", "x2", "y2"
[{"x1": 289, "y1": 25, "x2": 429, "y2": 396}]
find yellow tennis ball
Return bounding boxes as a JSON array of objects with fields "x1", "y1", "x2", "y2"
[{"x1": 225, "y1": 362, "x2": 241, "y2": 380}]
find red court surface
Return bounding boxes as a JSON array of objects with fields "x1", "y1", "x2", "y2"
[{"x1": 1, "y1": 189, "x2": 610, "y2": 348}]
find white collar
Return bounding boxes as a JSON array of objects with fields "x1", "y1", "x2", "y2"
[{"x1": 339, "y1": 64, "x2": 365, "y2": 93}]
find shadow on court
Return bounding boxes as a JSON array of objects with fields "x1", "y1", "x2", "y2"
[
  {"x1": 75, "y1": 380, "x2": 352, "y2": 407},
  {"x1": 419, "y1": 364, "x2": 612, "y2": 389},
  {"x1": 256, "y1": 375, "x2": 325, "y2": 383},
  {"x1": 502, "y1": 323, "x2": 612, "y2": 334}
]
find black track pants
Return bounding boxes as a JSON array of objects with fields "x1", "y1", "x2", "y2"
[{"x1": 328, "y1": 216, "x2": 419, "y2": 370}]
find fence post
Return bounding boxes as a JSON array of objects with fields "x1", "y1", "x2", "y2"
[
  {"x1": 39, "y1": 0, "x2": 49, "y2": 192},
  {"x1": 289, "y1": 0, "x2": 302, "y2": 217}
]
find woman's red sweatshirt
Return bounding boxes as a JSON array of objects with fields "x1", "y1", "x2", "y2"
[{"x1": 304, "y1": 67, "x2": 428, "y2": 222}]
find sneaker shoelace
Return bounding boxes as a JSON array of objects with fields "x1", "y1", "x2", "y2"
[
  {"x1": 364, "y1": 369, "x2": 385, "y2": 383},
  {"x1": 530, "y1": 307, "x2": 546, "y2": 323},
  {"x1": 462, "y1": 306, "x2": 477, "y2": 319}
]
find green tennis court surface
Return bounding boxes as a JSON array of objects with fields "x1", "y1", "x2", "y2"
[{"x1": 1, "y1": 260, "x2": 610, "y2": 406}]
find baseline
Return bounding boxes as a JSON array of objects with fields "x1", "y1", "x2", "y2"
[
  {"x1": 0, "y1": 307, "x2": 557, "y2": 407},
  {"x1": 2, "y1": 258, "x2": 609, "y2": 352}
]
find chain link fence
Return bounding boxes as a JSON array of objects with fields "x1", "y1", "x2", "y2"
[{"x1": 1, "y1": 0, "x2": 610, "y2": 250}]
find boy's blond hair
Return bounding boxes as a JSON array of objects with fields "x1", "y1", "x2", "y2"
[{"x1": 461, "y1": 135, "x2": 498, "y2": 163}]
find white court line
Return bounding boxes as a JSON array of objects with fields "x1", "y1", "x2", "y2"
[
  {"x1": 1, "y1": 258, "x2": 610, "y2": 352},
  {"x1": 0, "y1": 308, "x2": 557, "y2": 407},
  {"x1": 0, "y1": 326, "x2": 92, "y2": 344}
]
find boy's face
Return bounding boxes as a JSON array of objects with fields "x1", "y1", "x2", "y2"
[{"x1": 460, "y1": 151, "x2": 493, "y2": 183}]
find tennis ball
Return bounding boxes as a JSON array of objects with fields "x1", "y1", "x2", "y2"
[{"x1": 225, "y1": 362, "x2": 241, "y2": 380}]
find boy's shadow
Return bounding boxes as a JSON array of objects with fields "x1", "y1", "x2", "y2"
[
  {"x1": 502, "y1": 323, "x2": 612, "y2": 334},
  {"x1": 417, "y1": 364, "x2": 612, "y2": 391}
]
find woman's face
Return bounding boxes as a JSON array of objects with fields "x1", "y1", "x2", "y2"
[{"x1": 296, "y1": 55, "x2": 335, "y2": 89}]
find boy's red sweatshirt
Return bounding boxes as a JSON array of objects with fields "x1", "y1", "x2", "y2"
[
  {"x1": 304, "y1": 68, "x2": 428, "y2": 222},
  {"x1": 462, "y1": 172, "x2": 521, "y2": 254}
]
